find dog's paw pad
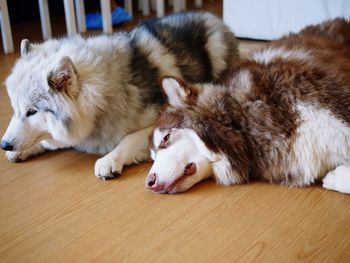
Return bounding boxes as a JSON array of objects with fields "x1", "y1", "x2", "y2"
[{"x1": 94, "y1": 157, "x2": 123, "y2": 180}]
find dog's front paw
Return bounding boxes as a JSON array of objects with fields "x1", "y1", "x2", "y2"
[
  {"x1": 6, "y1": 151, "x2": 28, "y2": 163},
  {"x1": 323, "y1": 166, "x2": 350, "y2": 194},
  {"x1": 94, "y1": 156, "x2": 124, "y2": 180},
  {"x1": 6, "y1": 151, "x2": 27, "y2": 162},
  {"x1": 5, "y1": 145, "x2": 45, "y2": 162}
]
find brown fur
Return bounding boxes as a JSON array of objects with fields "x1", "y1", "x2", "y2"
[
  {"x1": 153, "y1": 18, "x2": 350, "y2": 186},
  {"x1": 299, "y1": 17, "x2": 350, "y2": 46}
]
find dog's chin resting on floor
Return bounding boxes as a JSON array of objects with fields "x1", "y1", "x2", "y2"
[
  {"x1": 147, "y1": 18, "x2": 350, "y2": 194},
  {"x1": 0, "y1": 12, "x2": 239, "y2": 180}
]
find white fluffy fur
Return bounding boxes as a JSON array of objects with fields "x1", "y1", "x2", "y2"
[
  {"x1": 3, "y1": 35, "x2": 158, "y2": 179},
  {"x1": 323, "y1": 165, "x2": 350, "y2": 194},
  {"x1": 5, "y1": 35, "x2": 143, "y2": 152},
  {"x1": 289, "y1": 103, "x2": 350, "y2": 187}
]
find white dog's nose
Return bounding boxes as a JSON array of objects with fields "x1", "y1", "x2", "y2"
[{"x1": 145, "y1": 173, "x2": 157, "y2": 189}]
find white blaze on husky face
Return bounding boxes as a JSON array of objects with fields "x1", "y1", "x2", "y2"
[{"x1": 147, "y1": 128, "x2": 215, "y2": 194}]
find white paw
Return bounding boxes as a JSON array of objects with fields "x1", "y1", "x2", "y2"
[
  {"x1": 6, "y1": 151, "x2": 27, "y2": 162},
  {"x1": 323, "y1": 166, "x2": 350, "y2": 194},
  {"x1": 94, "y1": 156, "x2": 124, "y2": 180}
]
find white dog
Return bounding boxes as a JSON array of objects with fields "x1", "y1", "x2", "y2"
[
  {"x1": 1, "y1": 12, "x2": 239, "y2": 179},
  {"x1": 147, "y1": 18, "x2": 350, "y2": 194}
]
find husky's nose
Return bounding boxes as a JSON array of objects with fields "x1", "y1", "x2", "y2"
[
  {"x1": 145, "y1": 173, "x2": 157, "y2": 189},
  {"x1": 0, "y1": 141, "x2": 13, "y2": 151}
]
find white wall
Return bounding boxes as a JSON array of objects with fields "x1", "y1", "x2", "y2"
[{"x1": 224, "y1": 0, "x2": 350, "y2": 40}]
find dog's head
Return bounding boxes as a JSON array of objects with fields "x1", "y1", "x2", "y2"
[
  {"x1": 1, "y1": 39, "x2": 86, "y2": 153},
  {"x1": 146, "y1": 77, "x2": 249, "y2": 194}
]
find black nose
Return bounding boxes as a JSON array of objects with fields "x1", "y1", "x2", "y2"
[{"x1": 1, "y1": 141, "x2": 13, "y2": 151}]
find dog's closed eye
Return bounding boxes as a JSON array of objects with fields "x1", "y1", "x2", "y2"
[
  {"x1": 26, "y1": 109, "x2": 37, "y2": 117},
  {"x1": 159, "y1": 133, "x2": 170, "y2": 148}
]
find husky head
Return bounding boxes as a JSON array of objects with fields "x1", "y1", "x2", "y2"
[
  {"x1": 146, "y1": 77, "x2": 249, "y2": 194},
  {"x1": 1, "y1": 39, "x2": 88, "y2": 153}
]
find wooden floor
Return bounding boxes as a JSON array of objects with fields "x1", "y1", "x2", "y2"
[{"x1": 0, "y1": 1, "x2": 349, "y2": 262}]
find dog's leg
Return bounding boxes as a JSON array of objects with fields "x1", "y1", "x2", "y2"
[
  {"x1": 6, "y1": 143, "x2": 46, "y2": 162},
  {"x1": 94, "y1": 126, "x2": 153, "y2": 180},
  {"x1": 323, "y1": 165, "x2": 350, "y2": 194}
]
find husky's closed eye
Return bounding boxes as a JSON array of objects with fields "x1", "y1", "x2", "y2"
[
  {"x1": 159, "y1": 133, "x2": 170, "y2": 148},
  {"x1": 26, "y1": 109, "x2": 37, "y2": 117}
]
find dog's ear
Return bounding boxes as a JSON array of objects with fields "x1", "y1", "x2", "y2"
[
  {"x1": 161, "y1": 77, "x2": 192, "y2": 108},
  {"x1": 20, "y1": 39, "x2": 32, "y2": 56},
  {"x1": 47, "y1": 56, "x2": 78, "y2": 97}
]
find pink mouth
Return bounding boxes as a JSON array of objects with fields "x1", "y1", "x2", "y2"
[{"x1": 147, "y1": 180, "x2": 183, "y2": 194}]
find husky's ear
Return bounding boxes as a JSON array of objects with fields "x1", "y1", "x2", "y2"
[
  {"x1": 47, "y1": 56, "x2": 78, "y2": 96},
  {"x1": 20, "y1": 39, "x2": 31, "y2": 56},
  {"x1": 161, "y1": 77, "x2": 191, "y2": 108}
]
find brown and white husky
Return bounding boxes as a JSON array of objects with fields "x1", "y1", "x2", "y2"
[{"x1": 147, "y1": 18, "x2": 350, "y2": 194}]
